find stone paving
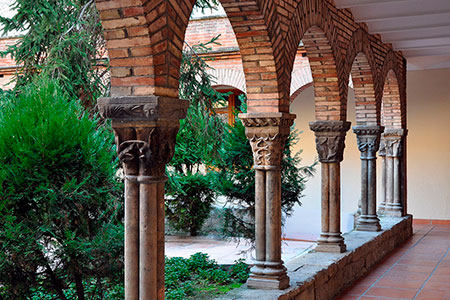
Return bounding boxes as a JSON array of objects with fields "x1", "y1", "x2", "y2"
[
  {"x1": 165, "y1": 236, "x2": 315, "y2": 265},
  {"x1": 335, "y1": 223, "x2": 450, "y2": 300}
]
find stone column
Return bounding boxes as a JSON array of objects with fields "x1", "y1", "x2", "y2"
[
  {"x1": 309, "y1": 121, "x2": 351, "y2": 253},
  {"x1": 378, "y1": 140, "x2": 387, "y2": 215},
  {"x1": 353, "y1": 126, "x2": 383, "y2": 231},
  {"x1": 98, "y1": 96, "x2": 188, "y2": 300},
  {"x1": 239, "y1": 112, "x2": 295, "y2": 290},
  {"x1": 383, "y1": 129, "x2": 407, "y2": 217}
]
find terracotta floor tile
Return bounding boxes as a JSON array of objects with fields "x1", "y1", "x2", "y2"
[
  {"x1": 383, "y1": 271, "x2": 430, "y2": 281},
  {"x1": 434, "y1": 267, "x2": 450, "y2": 276},
  {"x1": 340, "y1": 285, "x2": 370, "y2": 296},
  {"x1": 415, "y1": 289, "x2": 448, "y2": 300},
  {"x1": 397, "y1": 258, "x2": 439, "y2": 266},
  {"x1": 333, "y1": 224, "x2": 450, "y2": 300},
  {"x1": 390, "y1": 264, "x2": 434, "y2": 274},
  {"x1": 365, "y1": 286, "x2": 417, "y2": 299},
  {"x1": 353, "y1": 275, "x2": 380, "y2": 286},
  {"x1": 375, "y1": 278, "x2": 424, "y2": 290},
  {"x1": 428, "y1": 274, "x2": 450, "y2": 283},
  {"x1": 424, "y1": 279, "x2": 450, "y2": 291}
]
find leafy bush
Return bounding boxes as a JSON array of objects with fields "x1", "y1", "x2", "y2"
[
  {"x1": 0, "y1": 78, "x2": 123, "y2": 299},
  {"x1": 165, "y1": 37, "x2": 227, "y2": 236},
  {"x1": 165, "y1": 253, "x2": 249, "y2": 300}
]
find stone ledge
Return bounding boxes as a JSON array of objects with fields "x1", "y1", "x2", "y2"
[{"x1": 215, "y1": 216, "x2": 413, "y2": 300}]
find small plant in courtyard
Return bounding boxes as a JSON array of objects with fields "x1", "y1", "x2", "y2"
[
  {"x1": 165, "y1": 253, "x2": 249, "y2": 300},
  {"x1": 0, "y1": 78, "x2": 124, "y2": 299}
]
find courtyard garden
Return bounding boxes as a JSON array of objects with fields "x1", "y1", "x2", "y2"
[{"x1": 0, "y1": 0, "x2": 314, "y2": 299}]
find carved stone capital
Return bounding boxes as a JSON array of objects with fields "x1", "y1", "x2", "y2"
[
  {"x1": 98, "y1": 96, "x2": 189, "y2": 178},
  {"x1": 353, "y1": 126, "x2": 383, "y2": 160},
  {"x1": 98, "y1": 96, "x2": 189, "y2": 122},
  {"x1": 239, "y1": 113, "x2": 295, "y2": 169},
  {"x1": 309, "y1": 121, "x2": 351, "y2": 163},
  {"x1": 382, "y1": 128, "x2": 407, "y2": 158}
]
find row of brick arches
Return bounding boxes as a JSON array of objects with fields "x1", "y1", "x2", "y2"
[{"x1": 94, "y1": 0, "x2": 408, "y2": 299}]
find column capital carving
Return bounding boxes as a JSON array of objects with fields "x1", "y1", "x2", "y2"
[
  {"x1": 239, "y1": 113, "x2": 295, "y2": 169},
  {"x1": 382, "y1": 128, "x2": 407, "y2": 158},
  {"x1": 309, "y1": 121, "x2": 351, "y2": 163},
  {"x1": 98, "y1": 96, "x2": 189, "y2": 122},
  {"x1": 98, "y1": 96, "x2": 189, "y2": 178},
  {"x1": 353, "y1": 125, "x2": 384, "y2": 160}
]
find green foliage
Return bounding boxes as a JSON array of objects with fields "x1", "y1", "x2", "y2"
[
  {"x1": 166, "y1": 37, "x2": 228, "y2": 236},
  {"x1": 0, "y1": 0, "x2": 107, "y2": 110},
  {"x1": 28, "y1": 278, "x2": 124, "y2": 300},
  {"x1": 194, "y1": 0, "x2": 221, "y2": 11},
  {"x1": 165, "y1": 253, "x2": 248, "y2": 300},
  {"x1": 214, "y1": 100, "x2": 317, "y2": 241},
  {"x1": 0, "y1": 78, "x2": 123, "y2": 299}
]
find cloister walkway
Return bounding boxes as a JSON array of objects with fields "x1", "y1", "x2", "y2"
[{"x1": 335, "y1": 223, "x2": 450, "y2": 300}]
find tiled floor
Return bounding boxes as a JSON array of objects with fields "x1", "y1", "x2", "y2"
[{"x1": 335, "y1": 223, "x2": 450, "y2": 300}]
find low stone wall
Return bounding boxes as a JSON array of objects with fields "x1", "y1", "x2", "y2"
[{"x1": 216, "y1": 216, "x2": 413, "y2": 300}]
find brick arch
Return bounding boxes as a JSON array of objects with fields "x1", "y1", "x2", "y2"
[
  {"x1": 96, "y1": 0, "x2": 288, "y2": 113},
  {"x1": 380, "y1": 51, "x2": 405, "y2": 129},
  {"x1": 381, "y1": 70, "x2": 402, "y2": 129},
  {"x1": 345, "y1": 29, "x2": 380, "y2": 126},
  {"x1": 290, "y1": 67, "x2": 313, "y2": 97},
  {"x1": 302, "y1": 25, "x2": 344, "y2": 121},
  {"x1": 95, "y1": 0, "x2": 159, "y2": 97},
  {"x1": 290, "y1": 82, "x2": 314, "y2": 102},
  {"x1": 283, "y1": 1, "x2": 346, "y2": 121},
  {"x1": 220, "y1": 0, "x2": 288, "y2": 113},
  {"x1": 207, "y1": 68, "x2": 246, "y2": 93}
]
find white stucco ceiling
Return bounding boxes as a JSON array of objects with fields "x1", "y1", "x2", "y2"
[{"x1": 335, "y1": 0, "x2": 450, "y2": 70}]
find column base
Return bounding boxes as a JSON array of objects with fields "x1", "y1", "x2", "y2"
[
  {"x1": 315, "y1": 242, "x2": 346, "y2": 253},
  {"x1": 378, "y1": 203, "x2": 386, "y2": 216},
  {"x1": 384, "y1": 209, "x2": 403, "y2": 217},
  {"x1": 356, "y1": 216, "x2": 382, "y2": 232},
  {"x1": 356, "y1": 222, "x2": 382, "y2": 232},
  {"x1": 247, "y1": 273, "x2": 289, "y2": 290}
]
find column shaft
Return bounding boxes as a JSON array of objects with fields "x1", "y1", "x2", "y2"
[
  {"x1": 253, "y1": 169, "x2": 266, "y2": 273},
  {"x1": 139, "y1": 179, "x2": 158, "y2": 300},
  {"x1": 383, "y1": 129, "x2": 406, "y2": 217},
  {"x1": 310, "y1": 120, "x2": 350, "y2": 253},
  {"x1": 354, "y1": 126, "x2": 382, "y2": 232},
  {"x1": 157, "y1": 182, "x2": 165, "y2": 299},
  {"x1": 378, "y1": 155, "x2": 386, "y2": 214},
  {"x1": 125, "y1": 177, "x2": 139, "y2": 300},
  {"x1": 240, "y1": 112, "x2": 294, "y2": 290},
  {"x1": 360, "y1": 159, "x2": 369, "y2": 219},
  {"x1": 367, "y1": 159, "x2": 378, "y2": 218},
  {"x1": 391, "y1": 157, "x2": 403, "y2": 215},
  {"x1": 319, "y1": 163, "x2": 330, "y2": 243},
  {"x1": 386, "y1": 156, "x2": 394, "y2": 208},
  {"x1": 328, "y1": 163, "x2": 344, "y2": 247},
  {"x1": 98, "y1": 96, "x2": 188, "y2": 300},
  {"x1": 266, "y1": 169, "x2": 281, "y2": 264}
]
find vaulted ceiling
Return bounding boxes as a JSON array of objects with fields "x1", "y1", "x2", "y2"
[{"x1": 335, "y1": 0, "x2": 450, "y2": 70}]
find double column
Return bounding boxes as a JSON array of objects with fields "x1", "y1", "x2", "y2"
[
  {"x1": 240, "y1": 112, "x2": 295, "y2": 290},
  {"x1": 353, "y1": 126, "x2": 383, "y2": 231},
  {"x1": 310, "y1": 121, "x2": 351, "y2": 253},
  {"x1": 380, "y1": 129, "x2": 406, "y2": 217},
  {"x1": 98, "y1": 96, "x2": 189, "y2": 300}
]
